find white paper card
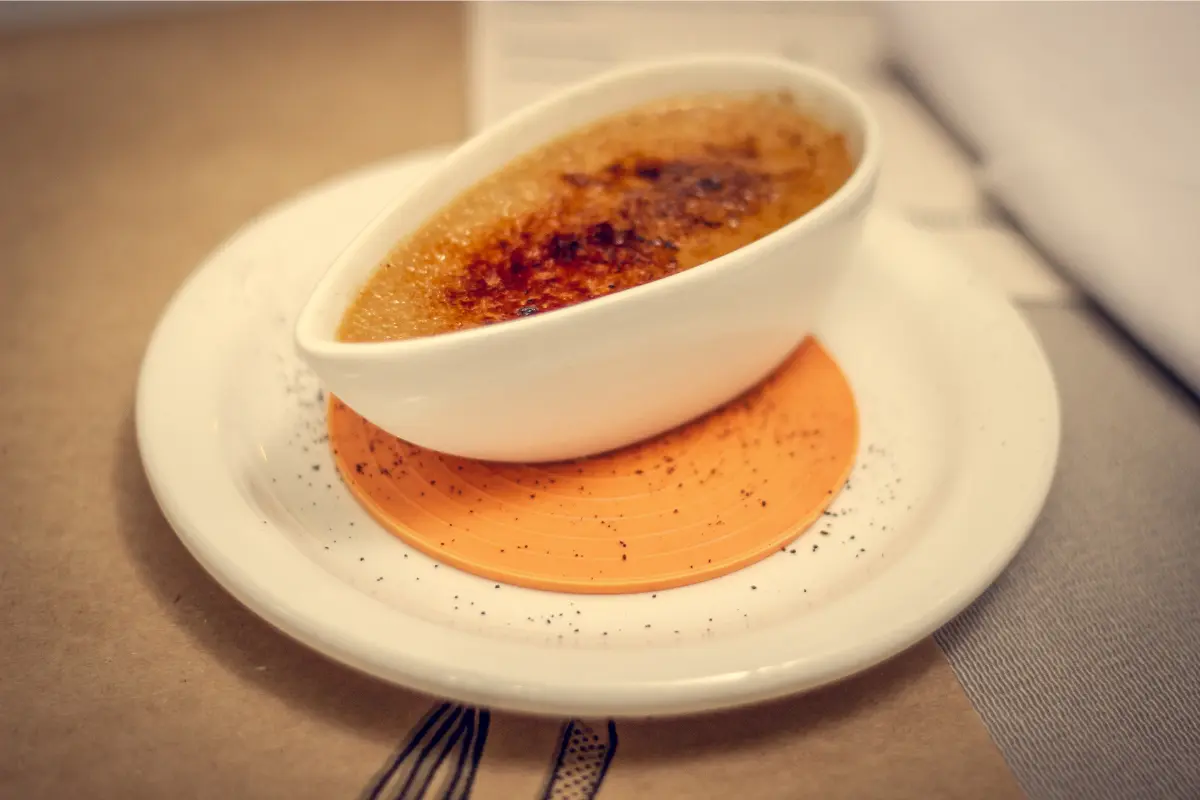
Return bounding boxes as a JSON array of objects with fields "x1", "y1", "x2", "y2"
[{"x1": 467, "y1": 1, "x2": 883, "y2": 132}]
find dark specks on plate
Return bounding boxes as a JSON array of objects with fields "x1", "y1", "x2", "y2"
[{"x1": 272, "y1": 330, "x2": 905, "y2": 643}]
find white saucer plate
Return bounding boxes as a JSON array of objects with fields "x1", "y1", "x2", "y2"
[{"x1": 137, "y1": 149, "x2": 1060, "y2": 718}]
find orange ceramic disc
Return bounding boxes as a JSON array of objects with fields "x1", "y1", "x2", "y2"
[{"x1": 328, "y1": 337, "x2": 858, "y2": 594}]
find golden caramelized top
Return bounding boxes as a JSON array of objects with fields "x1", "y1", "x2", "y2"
[{"x1": 337, "y1": 92, "x2": 854, "y2": 343}]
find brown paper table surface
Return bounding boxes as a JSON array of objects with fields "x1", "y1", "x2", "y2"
[{"x1": 0, "y1": 5, "x2": 1022, "y2": 798}]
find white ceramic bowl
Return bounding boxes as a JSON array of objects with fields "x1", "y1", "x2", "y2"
[{"x1": 295, "y1": 55, "x2": 881, "y2": 463}]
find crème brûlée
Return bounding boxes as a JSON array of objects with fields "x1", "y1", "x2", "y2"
[{"x1": 336, "y1": 91, "x2": 855, "y2": 343}]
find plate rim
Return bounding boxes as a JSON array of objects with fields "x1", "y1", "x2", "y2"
[{"x1": 135, "y1": 149, "x2": 1061, "y2": 717}]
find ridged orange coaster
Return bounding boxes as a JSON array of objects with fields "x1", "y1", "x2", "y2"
[{"x1": 328, "y1": 337, "x2": 858, "y2": 594}]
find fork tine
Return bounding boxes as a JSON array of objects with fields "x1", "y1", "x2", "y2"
[{"x1": 361, "y1": 702, "x2": 453, "y2": 800}]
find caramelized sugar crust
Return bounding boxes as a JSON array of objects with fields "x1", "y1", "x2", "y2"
[{"x1": 338, "y1": 93, "x2": 854, "y2": 343}]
